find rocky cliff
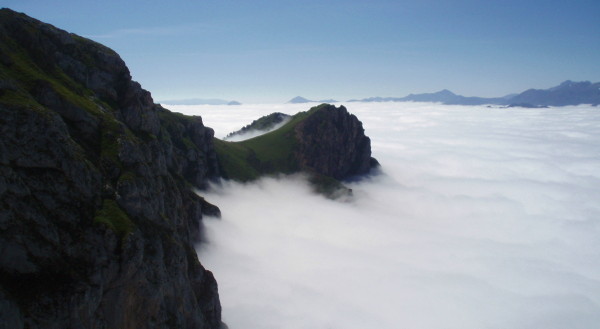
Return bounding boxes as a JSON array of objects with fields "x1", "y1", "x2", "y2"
[
  {"x1": 294, "y1": 104, "x2": 378, "y2": 180},
  {"x1": 0, "y1": 8, "x2": 223, "y2": 329},
  {"x1": 214, "y1": 104, "x2": 379, "y2": 195}
]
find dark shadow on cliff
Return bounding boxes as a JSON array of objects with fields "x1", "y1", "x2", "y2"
[{"x1": 0, "y1": 8, "x2": 225, "y2": 329}]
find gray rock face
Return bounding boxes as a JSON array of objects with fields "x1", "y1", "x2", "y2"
[
  {"x1": 294, "y1": 104, "x2": 378, "y2": 180},
  {"x1": 0, "y1": 8, "x2": 223, "y2": 329}
]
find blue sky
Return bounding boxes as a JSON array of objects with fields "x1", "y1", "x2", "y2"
[{"x1": 5, "y1": 0, "x2": 600, "y2": 103}]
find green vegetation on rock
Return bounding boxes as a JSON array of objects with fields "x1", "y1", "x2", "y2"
[
  {"x1": 213, "y1": 138, "x2": 261, "y2": 181},
  {"x1": 215, "y1": 106, "x2": 316, "y2": 180},
  {"x1": 214, "y1": 104, "x2": 376, "y2": 198},
  {"x1": 94, "y1": 199, "x2": 135, "y2": 238},
  {"x1": 225, "y1": 112, "x2": 290, "y2": 139},
  {"x1": 0, "y1": 28, "x2": 100, "y2": 116},
  {"x1": 1, "y1": 9, "x2": 224, "y2": 329}
]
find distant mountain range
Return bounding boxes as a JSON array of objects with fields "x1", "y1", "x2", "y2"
[
  {"x1": 348, "y1": 81, "x2": 600, "y2": 107},
  {"x1": 163, "y1": 81, "x2": 599, "y2": 107},
  {"x1": 349, "y1": 90, "x2": 511, "y2": 105},
  {"x1": 288, "y1": 96, "x2": 338, "y2": 104}
]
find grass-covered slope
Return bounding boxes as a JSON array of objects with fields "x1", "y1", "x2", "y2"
[
  {"x1": 0, "y1": 10, "x2": 115, "y2": 113},
  {"x1": 214, "y1": 103, "x2": 378, "y2": 196},
  {"x1": 215, "y1": 106, "x2": 315, "y2": 181},
  {"x1": 225, "y1": 112, "x2": 290, "y2": 139}
]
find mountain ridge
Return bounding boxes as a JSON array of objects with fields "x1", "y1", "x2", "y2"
[
  {"x1": 214, "y1": 104, "x2": 379, "y2": 196},
  {"x1": 349, "y1": 81, "x2": 600, "y2": 106},
  {"x1": 225, "y1": 112, "x2": 291, "y2": 140}
]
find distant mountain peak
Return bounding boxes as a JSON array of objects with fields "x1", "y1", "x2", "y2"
[
  {"x1": 288, "y1": 96, "x2": 311, "y2": 103},
  {"x1": 436, "y1": 89, "x2": 456, "y2": 96},
  {"x1": 287, "y1": 96, "x2": 338, "y2": 104}
]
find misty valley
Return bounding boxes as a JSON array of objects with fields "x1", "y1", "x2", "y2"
[{"x1": 176, "y1": 102, "x2": 600, "y2": 329}]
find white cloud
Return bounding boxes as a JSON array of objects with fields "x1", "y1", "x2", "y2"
[{"x1": 194, "y1": 103, "x2": 600, "y2": 329}]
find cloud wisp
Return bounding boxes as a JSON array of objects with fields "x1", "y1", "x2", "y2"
[
  {"x1": 195, "y1": 103, "x2": 600, "y2": 329},
  {"x1": 223, "y1": 117, "x2": 291, "y2": 142}
]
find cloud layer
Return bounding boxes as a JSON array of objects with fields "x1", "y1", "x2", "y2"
[{"x1": 187, "y1": 102, "x2": 600, "y2": 329}]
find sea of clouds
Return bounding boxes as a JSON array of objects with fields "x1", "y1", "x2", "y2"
[{"x1": 168, "y1": 102, "x2": 600, "y2": 329}]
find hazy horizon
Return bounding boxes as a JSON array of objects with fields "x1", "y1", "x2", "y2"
[{"x1": 158, "y1": 79, "x2": 597, "y2": 104}]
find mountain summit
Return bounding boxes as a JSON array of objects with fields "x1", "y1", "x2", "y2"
[
  {"x1": 215, "y1": 104, "x2": 379, "y2": 196},
  {"x1": 288, "y1": 96, "x2": 312, "y2": 103}
]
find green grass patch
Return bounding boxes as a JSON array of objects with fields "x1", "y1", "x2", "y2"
[
  {"x1": 0, "y1": 88, "x2": 44, "y2": 111},
  {"x1": 118, "y1": 170, "x2": 136, "y2": 184},
  {"x1": 213, "y1": 104, "x2": 355, "y2": 197},
  {"x1": 0, "y1": 28, "x2": 104, "y2": 117},
  {"x1": 213, "y1": 138, "x2": 260, "y2": 181},
  {"x1": 213, "y1": 105, "x2": 333, "y2": 181},
  {"x1": 94, "y1": 199, "x2": 135, "y2": 238}
]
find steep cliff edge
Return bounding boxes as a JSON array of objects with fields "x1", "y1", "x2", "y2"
[
  {"x1": 0, "y1": 8, "x2": 223, "y2": 329},
  {"x1": 294, "y1": 104, "x2": 378, "y2": 180}
]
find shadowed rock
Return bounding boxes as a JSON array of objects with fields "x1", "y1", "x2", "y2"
[
  {"x1": 0, "y1": 8, "x2": 224, "y2": 329},
  {"x1": 294, "y1": 104, "x2": 378, "y2": 180}
]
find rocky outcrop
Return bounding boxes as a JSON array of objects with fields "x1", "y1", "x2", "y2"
[
  {"x1": 0, "y1": 8, "x2": 223, "y2": 329},
  {"x1": 214, "y1": 103, "x2": 379, "y2": 196},
  {"x1": 294, "y1": 104, "x2": 378, "y2": 180}
]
